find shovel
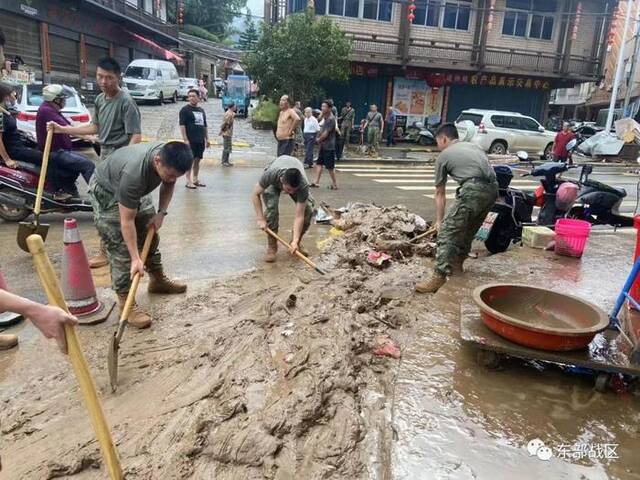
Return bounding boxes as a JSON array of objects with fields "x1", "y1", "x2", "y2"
[
  {"x1": 265, "y1": 227, "x2": 326, "y2": 275},
  {"x1": 17, "y1": 129, "x2": 54, "y2": 252},
  {"x1": 410, "y1": 225, "x2": 438, "y2": 243},
  {"x1": 27, "y1": 234, "x2": 123, "y2": 480},
  {"x1": 107, "y1": 226, "x2": 155, "y2": 392}
]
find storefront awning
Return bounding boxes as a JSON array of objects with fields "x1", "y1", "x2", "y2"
[{"x1": 129, "y1": 32, "x2": 184, "y2": 66}]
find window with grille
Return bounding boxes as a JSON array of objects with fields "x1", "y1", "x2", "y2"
[
  {"x1": 502, "y1": 0, "x2": 556, "y2": 40},
  {"x1": 412, "y1": 0, "x2": 471, "y2": 31}
]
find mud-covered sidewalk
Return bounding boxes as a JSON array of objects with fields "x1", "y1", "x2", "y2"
[{"x1": 1, "y1": 205, "x2": 639, "y2": 479}]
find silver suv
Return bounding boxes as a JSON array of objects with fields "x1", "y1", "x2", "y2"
[{"x1": 455, "y1": 109, "x2": 556, "y2": 159}]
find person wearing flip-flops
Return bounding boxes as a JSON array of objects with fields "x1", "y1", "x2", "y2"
[
  {"x1": 179, "y1": 89, "x2": 210, "y2": 189},
  {"x1": 310, "y1": 100, "x2": 338, "y2": 190}
]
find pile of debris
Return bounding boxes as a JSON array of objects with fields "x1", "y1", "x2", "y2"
[{"x1": 319, "y1": 204, "x2": 436, "y2": 268}]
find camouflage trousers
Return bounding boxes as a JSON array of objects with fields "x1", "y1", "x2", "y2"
[
  {"x1": 435, "y1": 179, "x2": 498, "y2": 276},
  {"x1": 262, "y1": 185, "x2": 315, "y2": 236},
  {"x1": 366, "y1": 127, "x2": 381, "y2": 152},
  {"x1": 88, "y1": 175, "x2": 162, "y2": 294},
  {"x1": 222, "y1": 136, "x2": 232, "y2": 164}
]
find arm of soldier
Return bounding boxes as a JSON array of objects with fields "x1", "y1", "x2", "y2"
[
  {"x1": 0, "y1": 289, "x2": 77, "y2": 354},
  {"x1": 124, "y1": 100, "x2": 142, "y2": 145},
  {"x1": 251, "y1": 183, "x2": 268, "y2": 230},
  {"x1": 434, "y1": 185, "x2": 446, "y2": 232},
  {"x1": 289, "y1": 201, "x2": 306, "y2": 253},
  {"x1": 147, "y1": 182, "x2": 173, "y2": 232},
  {"x1": 119, "y1": 205, "x2": 144, "y2": 279}
]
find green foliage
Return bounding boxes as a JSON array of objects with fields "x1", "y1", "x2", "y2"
[
  {"x1": 169, "y1": 0, "x2": 247, "y2": 39},
  {"x1": 252, "y1": 97, "x2": 280, "y2": 123},
  {"x1": 181, "y1": 24, "x2": 221, "y2": 43},
  {"x1": 244, "y1": 10, "x2": 352, "y2": 103},
  {"x1": 238, "y1": 12, "x2": 260, "y2": 51}
]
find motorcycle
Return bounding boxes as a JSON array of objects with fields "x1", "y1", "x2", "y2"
[
  {"x1": 564, "y1": 138, "x2": 634, "y2": 228},
  {"x1": 479, "y1": 151, "x2": 579, "y2": 253},
  {"x1": 0, "y1": 160, "x2": 92, "y2": 222},
  {"x1": 397, "y1": 121, "x2": 436, "y2": 146},
  {"x1": 480, "y1": 152, "x2": 535, "y2": 254}
]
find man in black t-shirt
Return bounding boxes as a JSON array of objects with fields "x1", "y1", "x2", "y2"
[
  {"x1": 310, "y1": 100, "x2": 338, "y2": 190},
  {"x1": 179, "y1": 89, "x2": 209, "y2": 189}
]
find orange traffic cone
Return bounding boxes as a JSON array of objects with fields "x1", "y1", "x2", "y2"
[
  {"x1": 61, "y1": 218, "x2": 115, "y2": 325},
  {"x1": 0, "y1": 268, "x2": 23, "y2": 327}
]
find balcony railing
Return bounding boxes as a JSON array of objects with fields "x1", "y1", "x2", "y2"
[
  {"x1": 85, "y1": 0, "x2": 178, "y2": 38},
  {"x1": 344, "y1": 31, "x2": 600, "y2": 81}
]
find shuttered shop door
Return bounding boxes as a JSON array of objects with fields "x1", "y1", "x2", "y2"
[
  {"x1": 49, "y1": 35, "x2": 80, "y2": 75},
  {"x1": 113, "y1": 46, "x2": 131, "y2": 71},
  {"x1": 446, "y1": 85, "x2": 547, "y2": 122},
  {"x1": 2, "y1": 12, "x2": 41, "y2": 74},
  {"x1": 323, "y1": 76, "x2": 388, "y2": 124},
  {"x1": 86, "y1": 45, "x2": 110, "y2": 78}
]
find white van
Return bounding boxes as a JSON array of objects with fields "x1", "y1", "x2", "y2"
[{"x1": 122, "y1": 59, "x2": 180, "y2": 105}]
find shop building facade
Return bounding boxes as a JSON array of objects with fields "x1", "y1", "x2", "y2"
[
  {"x1": 1, "y1": 0, "x2": 179, "y2": 100},
  {"x1": 267, "y1": 0, "x2": 615, "y2": 125}
]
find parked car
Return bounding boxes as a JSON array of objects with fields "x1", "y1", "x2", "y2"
[
  {"x1": 573, "y1": 124, "x2": 603, "y2": 138},
  {"x1": 122, "y1": 59, "x2": 180, "y2": 105},
  {"x1": 455, "y1": 109, "x2": 556, "y2": 159},
  {"x1": 178, "y1": 77, "x2": 199, "y2": 100},
  {"x1": 12, "y1": 82, "x2": 91, "y2": 146}
]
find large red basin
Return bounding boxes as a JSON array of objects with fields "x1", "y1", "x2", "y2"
[{"x1": 473, "y1": 284, "x2": 609, "y2": 351}]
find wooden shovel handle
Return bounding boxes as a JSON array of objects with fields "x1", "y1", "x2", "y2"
[
  {"x1": 34, "y1": 129, "x2": 54, "y2": 217},
  {"x1": 119, "y1": 226, "x2": 155, "y2": 323},
  {"x1": 265, "y1": 227, "x2": 324, "y2": 274},
  {"x1": 410, "y1": 225, "x2": 437, "y2": 243},
  {"x1": 27, "y1": 234, "x2": 123, "y2": 480}
]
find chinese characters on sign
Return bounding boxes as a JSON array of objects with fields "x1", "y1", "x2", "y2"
[{"x1": 555, "y1": 443, "x2": 619, "y2": 461}]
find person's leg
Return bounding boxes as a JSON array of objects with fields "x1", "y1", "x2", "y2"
[
  {"x1": 373, "y1": 127, "x2": 381, "y2": 154},
  {"x1": 285, "y1": 139, "x2": 295, "y2": 156},
  {"x1": 262, "y1": 185, "x2": 280, "y2": 262},
  {"x1": 460, "y1": 183, "x2": 499, "y2": 258},
  {"x1": 325, "y1": 150, "x2": 337, "y2": 188},
  {"x1": 56, "y1": 150, "x2": 95, "y2": 184},
  {"x1": 304, "y1": 133, "x2": 314, "y2": 167},
  {"x1": 313, "y1": 149, "x2": 325, "y2": 185}
]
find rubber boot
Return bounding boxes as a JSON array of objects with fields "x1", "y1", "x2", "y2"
[
  {"x1": 265, "y1": 236, "x2": 278, "y2": 263},
  {"x1": 450, "y1": 257, "x2": 465, "y2": 275},
  {"x1": 117, "y1": 293, "x2": 152, "y2": 329},
  {"x1": 89, "y1": 243, "x2": 108, "y2": 269},
  {"x1": 147, "y1": 268, "x2": 187, "y2": 294},
  {"x1": 0, "y1": 334, "x2": 18, "y2": 350},
  {"x1": 415, "y1": 271, "x2": 447, "y2": 294}
]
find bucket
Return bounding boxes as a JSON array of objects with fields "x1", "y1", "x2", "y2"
[{"x1": 554, "y1": 219, "x2": 591, "y2": 258}]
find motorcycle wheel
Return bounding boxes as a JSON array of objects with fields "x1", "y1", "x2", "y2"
[
  {"x1": 0, "y1": 189, "x2": 30, "y2": 222},
  {"x1": 485, "y1": 214, "x2": 516, "y2": 254},
  {"x1": 418, "y1": 135, "x2": 433, "y2": 146}
]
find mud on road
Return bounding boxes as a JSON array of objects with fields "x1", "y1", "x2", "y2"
[{"x1": 1, "y1": 205, "x2": 435, "y2": 479}]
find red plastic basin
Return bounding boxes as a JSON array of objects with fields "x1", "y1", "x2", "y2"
[{"x1": 473, "y1": 284, "x2": 608, "y2": 351}]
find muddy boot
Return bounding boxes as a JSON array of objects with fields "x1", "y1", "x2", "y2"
[
  {"x1": 0, "y1": 334, "x2": 18, "y2": 350},
  {"x1": 415, "y1": 272, "x2": 447, "y2": 294},
  {"x1": 265, "y1": 236, "x2": 278, "y2": 263},
  {"x1": 147, "y1": 268, "x2": 187, "y2": 294},
  {"x1": 89, "y1": 243, "x2": 108, "y2": 269},
  {"x1": 117, "y1": 293, "x2": 152, "y2": 329},
  {"x1": 450, "y1": 257, "x2": 465, "y2": 275}
]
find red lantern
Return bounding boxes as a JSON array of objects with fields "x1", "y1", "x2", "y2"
[{"x1": 408, "y1": 0, "x2": 416, "y2": 23}]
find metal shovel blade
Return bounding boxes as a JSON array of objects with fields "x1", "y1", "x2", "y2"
[
  {"x1": 107, "y1": 331, "x2": 120, "y2": 393},
  {"x1": 17, "y1": 222, "x2": 49, "y2": 253}
]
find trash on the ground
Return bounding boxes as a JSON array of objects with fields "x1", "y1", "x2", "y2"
[
  {"x1": 315, "y1": 206, "x2": 333, "y2": 224},
  {"x1": 367, "y1": 251, "x2": 391, "y2": 267},
  {"x1": 614, "y1": 118, "x2": 640, "y2": 144},
  {"x1": 329, "y1": 227, "x2": 344, "y2": 237},
  {"x1": 285, "y1": 294, "x2": 297, "y2": 309},
  {"x1": 579, "y1": 131, "x2": 624, "y2": 157},
  {"x1": 372, "y1": 334, "x2": 401, "y2": 359},
  {"x1": 522, "y1": 226, "x2": 555, "y2": 249}
]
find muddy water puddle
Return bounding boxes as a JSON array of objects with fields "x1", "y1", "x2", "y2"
[{"x1": 392, "y1": 234, "x2": 640, "y2": 480}]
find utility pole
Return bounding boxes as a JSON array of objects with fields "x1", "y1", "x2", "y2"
[
  {"x1": 623, "y1": 5, "x2": 640, "y2": 115},
  {"x1": 606, "y1": 0, "x2": 635, "y2": 132}
]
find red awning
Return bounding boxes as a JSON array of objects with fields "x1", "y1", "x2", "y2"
[{"x1": 129, "y1": 32, "x2": 184, "y2": 66}]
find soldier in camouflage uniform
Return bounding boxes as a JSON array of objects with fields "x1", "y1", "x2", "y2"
[
  {"x1": 88, "y1": 141, "x2": 193, "y2": 328},
  {"x1": 416, "y1": 124, "x2": 498, "y2": 293}
]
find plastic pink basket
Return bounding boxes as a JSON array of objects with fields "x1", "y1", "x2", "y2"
[{"x1": 554, "y1": 219, "x2": 591, "y2": 258}]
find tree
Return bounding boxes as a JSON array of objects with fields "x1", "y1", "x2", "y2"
[
  {"x1": 238, "y1": 12, "x2": 260, "y2": 51},
  {"x1": 244, "y1": 10, "x2": 352, "y2": 103},
  {"x1": 169, "y1": 0, "x2": 247, "y2": 40}
]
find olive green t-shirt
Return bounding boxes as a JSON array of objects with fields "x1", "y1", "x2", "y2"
[
  {"x1": 92, "y1": 90, "x2": 141, "y2": 147},
  {"x1": 434, "y1": 141, "x2": 496, "y2": 187},
  {"x1": 95, "y1": 141, "x2": 164, "y2": 209},
  {"x1": 259, "y1": 155, "x2": 309, "y2": 203}
]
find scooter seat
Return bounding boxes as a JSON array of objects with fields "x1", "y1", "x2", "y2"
[
  {"x1": 583, "y1": 178, "x2": 626, "y2": 198},
  {"x1": 15, "y1": 161, "x2": 42, "y2": 175}
]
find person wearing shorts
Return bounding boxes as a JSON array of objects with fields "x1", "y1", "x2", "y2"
[
  {"x1": 179, "y1": 89, "x2": 209, "y2": 189},
  {"x1": 311, "y1": 100, "x2": 338, "y2": 190}
]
